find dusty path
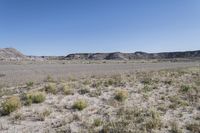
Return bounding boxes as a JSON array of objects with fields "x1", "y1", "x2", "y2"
[{"x1": 0, "y1": 62, "x2": 199, "y2": 86}]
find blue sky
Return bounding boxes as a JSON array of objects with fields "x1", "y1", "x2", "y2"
[{"x1": 0, "y1": 0, "x2": 200, "y2": 56}]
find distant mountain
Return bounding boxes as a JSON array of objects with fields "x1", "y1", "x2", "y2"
[
  {"x1": 1, "y1": 48, "x2": 200, "y2": 61},
  {"x1": 64, "y1": 50, "x2": 200, "y2": 60},
  {"x1": 0, "y1": 48, "x2": 26, "y2": 60}
]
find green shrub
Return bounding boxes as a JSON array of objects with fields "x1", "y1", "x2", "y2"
[
  {"x1": 73, "y1": 99, "x2": 88, "y2": 111},
  {"x1": 45, "y1": 83, "x2": 57, "y2": 94},
  {"x1": 1, "y1": 96, "x2": 21, "y2": 115},
  {"x1": 114, "y1": 89, "x2": 128, "y2": 102},
  {"x1": 25, "y1": 91, "x2": 46, "y2": 105}
]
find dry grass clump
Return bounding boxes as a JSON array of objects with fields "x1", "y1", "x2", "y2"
[
  {"x1": 12, "y1": 112, "x2": 24, "y2": 121},
  {"x1": 26, "y1": 81, "x2": 34, "y2": 87},
  {"x1": 24, "y1": 91, "x2": 46, "y2": 105},
  {"x1": 73, "y1": 99, "x2": 88, "y2": 111},
  {"x1": 44, "y1": 83, "x2": 57, "y2": 94},
  {"x1": 45, "y1": 75, "x2": 55, "y2": 82},
  {"x1": 168, "y1": 95, "x2": 188, "y2": 109},
  {"x1": 1, "y1": 96, "x2": 21, "y2": 115},
  {"x1": 93, "y1": 118, "x2": 103, "y2": 127},
  {"x1": 62, "y1": 84, "x2": 74, "y2": 95},
  {"x1": 170, "y1": 121, "x2": 183, "y2": 133},
  {"x1": 144, "y1": 109, "x2": 162, "y2": 131},
  {"x1": 114, "y1": 89, "x2": 128, "y2": 102}
]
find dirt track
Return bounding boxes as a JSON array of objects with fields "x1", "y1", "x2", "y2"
[{"x1": 0, "y1": 62, "x2": 199, "y2": 86}]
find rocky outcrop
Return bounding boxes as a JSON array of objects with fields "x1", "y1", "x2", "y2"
[{"x1": 0, "y1": 48, "x2": 26, "y2": 60}]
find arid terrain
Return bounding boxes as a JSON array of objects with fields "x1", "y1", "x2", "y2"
[
  {"x1": 0, "y1": 60, "x2": 200, "y2": 133},
  {"x1": 0, "y1": 48, "x2": 200, "y2": 133}
]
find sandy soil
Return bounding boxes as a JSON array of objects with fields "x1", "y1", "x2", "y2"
[{"x1": 0, "y1": 62, "x2": 199, "y2": 86}]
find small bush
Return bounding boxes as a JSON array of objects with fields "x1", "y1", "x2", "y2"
[
  {"x1": 25, "y1": 91, "x2": 46, "y2": 105},
  {"x1": 1, "y1": 96, "x2": 21, "y2": 115},
  {"x1": 93, "y1": 118, "x2": 103, "y2": 127},
  {"x1": 26, "y1": 81, "x2": 34, "y2": 87},
  {"x1": 180, "y1": 85, "x2": 192, "y2": 93},
  {"x1": 45, "y1": 83, "x2": 57, "y2": 94},
  {"x1": 114, "y1": 89, "x2": 128, "y2": 102},
  {"x1": 62, "y1": 84, "x2": 73, "y2": 95},
  {"x1": 73, "y1": 99, "x2": 88, "y2": 111}
]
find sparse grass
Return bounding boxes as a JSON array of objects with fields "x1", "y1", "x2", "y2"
[
  {"x1": 78, "y1": 87, "x2": 90, "y2": 94},
  {"x1": 114, "y1": 89, "x2": 128, "y2": 102},
  {"x1": 169, "y1": 95, "x2": 189, "y2": 109},
  {"x1": 26, "y1": 81, "x2": 34, "y2": 87},
  {"x1": 144, "y1": 109, "x2": 162, "y2": 130},
  {"x1": 93, "y1": 118, "x2": 103, "y2": 127},
  {"x1": 25, "y1": 91, "x2": 46, "y2": 105},
  {"x1": 141, "y1": 77, "x2": 153, "y2": 85},
  {"x1": 12, "y1": 112, "x2": 24, "y2": 121},
  {"x1": 170, "y1": 121, "x2": 183, "y2": 133},
  {"x1": 45, "y1": 75, "x2": 55, "y2": 82},
  {"x1": 1, "y1": 96, "x2": 21, "y2": 115},
  {"x1": 102, "y1": 107, "x2": 162, "y2": 132},
  {"x1": 44, "y1": 83, "x2": 57, "y2": 94},
  {"x1": 37, "y1": 109, "x2": 51, "y2": 121},
  {"x1": 180, "y1": 85, "x2": 192, "y2": 93},
  {"x1": 186, "y1": 121, "x2": 200, "y2": 133},
  {"x1": 73, "y1": 99, "x2": 88, "y2": 111}
]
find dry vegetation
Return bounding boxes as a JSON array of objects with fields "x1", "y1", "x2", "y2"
[{"x1": 0, "y1": 66, "x2": 200, "y2": 133}]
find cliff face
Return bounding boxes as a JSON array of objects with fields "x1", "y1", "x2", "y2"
[
  {"x1": 0, "y1": 48, "x2": 26, "y2": 60},
  {"x1": 64, "y1": 50, "x2": 200, "y2": 60}
]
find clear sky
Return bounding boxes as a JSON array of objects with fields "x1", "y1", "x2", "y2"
[{"x1": 0, "y1": 0, "x2": 200, "y2": 56}]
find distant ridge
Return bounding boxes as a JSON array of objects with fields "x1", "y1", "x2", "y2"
[
  {"x1": 0, "y1": 48, "x2": 200, "y2": 60},
  {"x1": 64, "y1": 50, "x2": 200, "y2": 60}
]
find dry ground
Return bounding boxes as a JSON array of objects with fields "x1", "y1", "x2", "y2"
[
  {"x1": 0, "y1": 61, "x2": 200, "y2": 133},
  {"x1": 0, "y1": 61, "x2": 199, "y2": 86}
]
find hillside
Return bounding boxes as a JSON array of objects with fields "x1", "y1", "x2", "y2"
[{"x1": 0, "y1": 48, "x2": 26, "y2": 60}]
